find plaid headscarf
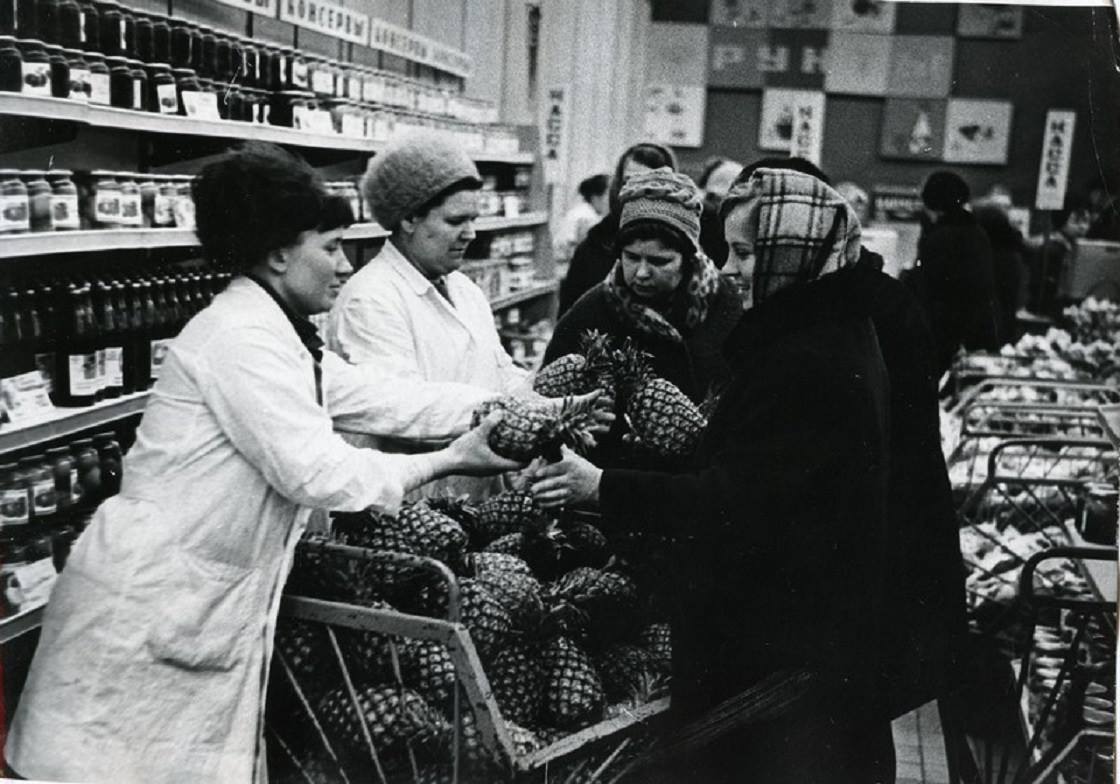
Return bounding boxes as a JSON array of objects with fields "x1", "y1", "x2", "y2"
[
  {"x1": 720, "y1": 167, "x2": 862, "y2": 307},
  {"x1": 603, "y1": 250, "x2": 723, "y2": 344}
]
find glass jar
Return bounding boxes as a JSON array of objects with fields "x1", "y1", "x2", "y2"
[
  {"x1": 171, "y1": 65, "x2": 200, "y2": 115},
  {"x1": 85, "y1": 49, "x2": 107, "y2": 103},
  {"x1": 54, "y1": 0, "x2": 81, "y2": 48},
  {"x1": 343, "y1": 65, "x2": 362, "y2": 102},
  {"x1": 196, "y1": 25, "x2": 214, "y2": 78},
  {"x1": 95, "y1": 0, "x2": 123, "y2": 56},
  {"x1": 138, "y1": 172, "x2": 156, "y2": 225},
  {"x1": 266, "y1": 45, "x2": 289, "y2": 91},
  {"x1": 213, "y1": 31, "x2": 230, "y2": 81},
  {"x1": 126, "y1": 57, "x2": 145, "y2": 110},
  {"x1": 149, "y1": 12, "x2": 168, "y2": 63},
  {"x1": 0, "y1": 35, "x2": 21, "y2": 92},
  {"x1": 14, "y1": 0, "x2": 35, "y2": 39},
  {"x1": 256, "y1": 44, "x2": 274, "y2": 89},
  {"x1": 46, "y1": 446, "x2": 75, "y2": 512},
  {"x1": 21, "y1": 455, "x2": 56, "y2": 521},
  {"x1": 44, "y1": 42, "x2": 68, "y2": 97},
  {"x1": 34, "y1": 0, "x2": 59, "y2": 43},
  {"x1": 116, "y1": 171, "x2": 141, "y2": 226},
  {"x1": 153, "y1": 174, "x2": 176, "y2": 226},
  {"x1": 71, "y1": 438, "x2": 100, "y2": 503},
  {"x1": 238, "y1": 36, "x2": 257, "y2": 86},
  {"x1": 0, "y1": 0, "x2": 14, "y2": 35},
  {"x1": 131, "y1": 11, "x2": 150, "y2": 62},
  {"x1": 93, "y1": 433, "x2": 122, "y2": 497},
  {"x1": 168, "y1": 19, "x2": 190, "y2": 68},
  {"x1": 16, "y1": 38, "x2": 51, "y2": 96},
  {"x1": 146, "y1": 61, "x2": 174, "y2": 114},
  {"x1": 23, "y1": 169, "x2": 52, "y2": 232},
  {"x1": 290, "y1": 48, "x2": 308, "y2": 90},
  {"x1": 105, "y1": 53, "x2": 129, "y2": 106},
  {"x1": 268, "y1": 89, "x2": 309, "y2": 128},
  {"x1": 63, "y1": 47, "x2": 87, "y2": 100},
  {"x1": 308, "y1": 54, "x2": 330, "y2": 97},
  {"x1": 171, "y1": 174, "x2": 194, "y2": 228},
  {"x1": 0, "y1": 462, "x2": 30, "y2": 530},
  {"x1": 75, "y1": 0, "x2": 97, "y2": 51},
  {"x1": 0, "y1": 169, "x2": 30, "y2": 234},
  {"x1": 89, "y1": 169, "x2": 121, "y2": 227},
  {"x1": 47, "y1": 168, "x2": 79, "y2": 229}
]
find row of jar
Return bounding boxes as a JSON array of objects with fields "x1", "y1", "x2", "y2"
[
  {"x1": 0, "y1": 433, "x2": 122, "y2": 532},
  {"x1": 0, "y1": 168, "x2": 196, "y2": 234},
  {"x1": 0, "y1": 0, "x2": 496, "y2": 122}
]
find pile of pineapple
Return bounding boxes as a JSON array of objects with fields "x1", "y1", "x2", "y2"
[{"x1": 272, "y1": 492, "x2": 673, "y2": 783}]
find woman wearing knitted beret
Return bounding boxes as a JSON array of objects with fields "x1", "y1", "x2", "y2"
[
  {"x1": 540, "y1": 168, "x2": 741, "y2": 469},
  {"x1": 531, "y1": 168, "x2": 895, "y2": 783}
]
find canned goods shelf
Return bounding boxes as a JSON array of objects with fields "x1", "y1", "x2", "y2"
[
  {"x1": 0, "y1": 228, "x2": 200, "y2": 259},
  {"x1": 489, "y1": 281, "x2": 557, "y2": 312},
  {"x1": 0, "y1": 95, "x2": 534, "y2": 164},
  {"x1": 342, "y1": 213, "x2": 545, "y2": 244},
  {"x1": 0, "y1": 393, "x2": 149, "y2": 454}
]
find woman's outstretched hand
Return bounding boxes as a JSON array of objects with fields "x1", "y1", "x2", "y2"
[
  {"x1": 447, "y1": 410, "x2": 527, "y2": 476},
  {"x1": 529, "y1": 445, "x2": 603, "y2": 508}
]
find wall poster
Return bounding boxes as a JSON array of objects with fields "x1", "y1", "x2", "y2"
[
  {"x1": 957, "y1": 5, "x2": 1024, "y2": 39},
  {"x1": 643, "y1": 84, "x2": 707, "y2": 148},
  {"x1": 885, "y1": 35, "x2": 954, "y2": 98},
  {"x1": 708, "y1": 27, "x2": 766, "y2": 88},
  {"x1": 943, "y1": 98, "x2": 1013, "y2": 165},
  {"x1": 823, "y1": 32, "x2": 890, "y2": 95},
  {"x1": 710, "y1": 0, "x2": 768, "y2": 29},
  {"x1": 880, "y1": 98, "x2": 946, "y2": 160},
  {"x1": 759, "y1": 88, "x2": 821, "y2": 152},
  {"x1": 830, "y1": 0, "x2": 896, "y2": 34}
]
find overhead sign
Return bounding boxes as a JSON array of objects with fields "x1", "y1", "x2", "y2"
[
  {"x1": 368, "y1": 19, "x2": 473, "y2": 78},
  {"x1": 280, "y1": 0, "x2": 368, "y2": 45},
  {"x1": 789, "y1": 90, "x2": 825, "y2": 164},
  {"x1": 540, "y1": 85, "x2": 571, "y2": 185},
  {"x1": 214, "y1": 0, "x2": 279, "y2": 15},
  {"x1": 1035, "y1": 110, "x2": 1076, "y2": 211}
]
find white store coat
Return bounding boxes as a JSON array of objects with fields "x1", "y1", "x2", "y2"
[
  {"x1": 4, "y1": 278, "x2": 495, "y2": 784},
  {"x1": 327, "y1": 240, "x2": 530, "y2": 498}
]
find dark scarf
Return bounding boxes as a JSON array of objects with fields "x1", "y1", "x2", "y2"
[
  {"x1": 246, "y1": 275, "x2": 325, "y2": 363},
  {"x1": 602, "y1": 251, "x2": 723, "y2": 344}
]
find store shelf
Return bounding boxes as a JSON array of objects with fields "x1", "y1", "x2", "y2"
[
  {"x1": 0, "y1": 393, "x2": 149, "y2": 453},
  {"x1": 489, "y1": 281, "x2": 557, "y2": 312},
  {"x1": 0, "y1": 604, "x2": 45, "y2": 644},
  {"x1": 0, "y1": 228, "x2": 200, "y2": 259},
  {"x1": 0, "y1": 94, "x2": 533, "y2": 163},
  {"x1": 343, "y1": 223, "x2": 391, "y2": 242},
  {"x1": 476, "y1": 211, "x2": 547, "y2": 231}
]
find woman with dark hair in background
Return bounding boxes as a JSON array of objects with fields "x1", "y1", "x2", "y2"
[
  {"x1": 695, "y1": 155, "x2": 743, "y2": 267},
  {"x1": 1028, "y1": 194, "x2": 1093, "y2": 318},
  {"x1": 915, "y1": 170, "x2": 1000, "y2": 376},
  {"x1": 3, "y1": 142, "x2": 521, "y2": 784},
  {"x1": 974, "y1": 195, "x2": 1028, "y2": 343},
  {"x1": 557, "y1": 142, "x2": 678, "y2": 315}
]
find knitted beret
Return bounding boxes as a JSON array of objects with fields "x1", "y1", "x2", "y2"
[
  {"x1": 360, "y1": 133, "x2": 482, "y2": 229},
  {"x1": 618, "y1": 168, "x2": 703, "y2": 253}
]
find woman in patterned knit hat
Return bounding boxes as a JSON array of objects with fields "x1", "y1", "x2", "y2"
[
  {"x1": 540, "y1": 167, "x2": 741, "y2": 468},
  {"x1": 531, "y1": 167, "x2": 895, "y2": 783}
]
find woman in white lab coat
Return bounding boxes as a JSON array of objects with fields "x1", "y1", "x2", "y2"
[{"x1": 4, "y1": 143, "x2": 522, "y2": 784}]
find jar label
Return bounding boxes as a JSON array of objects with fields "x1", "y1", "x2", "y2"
[
  {"x1": 361, "y1": 80, "x2": 375, "y2": 103},
  {"x1": 172, "y1": 194, "x2": 194, "y2": 229},
  {"x1": 51, "y1": 193, "x2": 80, "y2": 229},
  {"x1": 150, "y1": 338, "x2": 171, "y2": 380},
  {"x1": 0, "y1": 194, "x2": 30, "y2": 232},
  {"x1": 346, "y1": 76, "x2": 359, "y2": 99},
  {"x1": 93, "y1": 190, "x2": 122, "y2": 225},
  {"x1": 181, "y1": 90, "x2": 219, "y2": 120},
  {"x1": 105, "y1": 346, "x2": 124, "y2": 387},
  {"x1": 258, "y1": 102, "x2": 270, "y2": 125},
  {"x1": 90, "y1": 72, "x2": 111, "y2": 105},
  {"x1": 155, "y1": 82, "x2": 177, "y2": 114},
  {"x1": 292, "y1": 60, "x2": 309, "y2": 88},
  {"x1": 341, "y1": 113, "x2": 363, "y2": 138},
  {"x1": 0, "y1": 488, "x2": 30, "y2": 527},
  {"x1": 21, "y1": 61, "x2": 52, "y2": 97},
  {"x1": 119, "y1": 193, "x2": 142, "y2": 226},
  {"x1": 69, "y1": 352, "x2": 98, "y2": 396},
  {"x1": 132, "y1": 78, "x2": 143, "y2": 110},
  {"x1": 31, "y1": 477, "x2": 56, "y2": 517},
  {"x1": 311, "y1": 69, "x2": 332, "y2": 96},
  {"x1": 153, "y1": 193, "x2": 175, "y2": 226},
  {"x1": 69, "y1": 467, "x2": 81, "y2": 505},
  {"x1": 95, "y1": 347, "x2": 106, "y2": 392},
  {"x1": 69, "y1": 67, "x2": 91, "y2": 102}
]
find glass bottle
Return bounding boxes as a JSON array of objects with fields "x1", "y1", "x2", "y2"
[
  {"x1": 33, "y1": 283, "x2": 57, "y2": 390},
  {"x1": 0, "y1": 462, "x2": 30, "y2": 531},
  {"x1": 24, "y1": 455, "x2": 56, "y2": 523},
  {"x1": 75, "y1": 0, "x2": 97, "y2": 52},
  {"x1": 169, "y1": 19, "x2": 190, "y2": 68},
  {"x1": 126, "y1": 57, "x2": 145, "y2": 110},
  {"x1": 95, "y1": 0, "x2": 122, "y2": 57},
  {"x1": 46, "y1": 447, "x2": 75, "y2": 515},
  {"x1": 62, "y1": 47, "x2": 87, "y2": 100},
  {"x1": 71, "y1": 438, "x2": 99, "y2": 503},
  {"x1": 44, "y1": 42, "x2": 68, "y2": 97},
  {"x1": 123, "y1": 278, "x2": 150, "y2": 392},
  {"x1": 52, "y1": 284, "x2": 98, "y2": 407},
  {"x1": 92, "y1": 432, "x2": 121, "y2": 497}
]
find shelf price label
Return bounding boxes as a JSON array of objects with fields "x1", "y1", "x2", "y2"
[
  {"x1": 1035, "y1": 110, "x2": 1076, "y2": 211},
  {"x1": 280, "y1": 0, "x2": 369, "y2": 46},
  {"x1": 368, "y1": 19, "x2": 473, "y2": 78}
]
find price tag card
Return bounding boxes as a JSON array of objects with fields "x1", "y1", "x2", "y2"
[
  {"x1": 11, "y1": 558, "x2": 58, "y2": 609},
  {"x1": 0, "y1": 371, "x2": 55, "y2": 426}
]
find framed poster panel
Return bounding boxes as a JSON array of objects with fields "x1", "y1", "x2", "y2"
[
  {"x1": 759, "y1": 88, "x2": 817, "y2": 151},
  {"x1": 957, "y1": 4, "x2": 1023, "y2": 39},
  {"x1": 943, "y1": 98, "x2": 1013, "y2": 165},
  {"x1": 831, "y1": 0, "x2": 896, "y2": 34},
  {"x1": 765, "y1": 28, "x2": 829, "y2": 89},
  {"x1": 710, "y1": 0, "x2": 769, "y2": 28},
  {"x1": 708, "y1": 27, "x2": 766, "y2": 88},
  {"x1": 769, "y1": 0, "x2": 831, "y2": 29},
  {"x1": 823, "y1": 32, "x2": 891, "y2": 95},
  {"x1": 880, "y1": 98, "x2": 946, "y2": 160},
  {"x1": 647, "y1": 23, "x2": 710, "y2": 87},
  {"x1": 644, "y1": 84, "x2": 707, "y2": 148},
  {"x1": 885, "y1": 35, "x2": 954, "y2": 98}
]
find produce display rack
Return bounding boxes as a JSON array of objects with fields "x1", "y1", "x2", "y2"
[
  {"x1": 269, "y1": 543, "x2": 671, "y2": 783},
  {"x1": 950, "y1": 379, "x2": 1120, "y2": 416},
  {"x1": 0, "y1": 95, "x2": 535, "y2": 164}
]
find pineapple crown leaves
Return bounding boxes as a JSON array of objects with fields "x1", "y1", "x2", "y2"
[
  {"x1": 423, "y1": 493, "x2": 478, "y2": 527},
  {"x1": 488, "y1": 394, "x2": 600, "y2": 463},
  {"x1": 608, "y1": 339, "x2": 656, "y2": 401}
]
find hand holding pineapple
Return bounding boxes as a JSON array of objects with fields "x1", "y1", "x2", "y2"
[
  {"x1": 445, "y1": 410, "x2": 531, "y2": 476},
  {"x1": 528, "y1": 445, "x2": 603, "y2": 508}
]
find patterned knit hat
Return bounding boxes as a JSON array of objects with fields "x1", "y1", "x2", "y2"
[
  {"x1": 721, "y1": 167, "x2": 862, "y2": 306},
  {"x1": 361, "y1": 132, "x2": 482, "y2": 229},
  {"x1": 618, "y1": 168, "x2": 703, "y2": 253}
]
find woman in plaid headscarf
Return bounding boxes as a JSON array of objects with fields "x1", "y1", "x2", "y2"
[{"x1": 531, "y1": 168, "x2": 896, "y2": 783}]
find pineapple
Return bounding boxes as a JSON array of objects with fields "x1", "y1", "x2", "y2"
[
  {"x1": 533, "y1": 330, "x2": 614, "y2": 398},
  {"x1": 396, "y1": 500, "x2": 469, "y2": 571},
  {"x1": 273, "y1": 618, "x2": 334, "y2": 702},
  {"x1": 469, "y1": 491, "x2": 540, "y2": 547},
  {"x1": 547, "y1": 566, "x2": 641, "y2": 647},
  {"x1": 640, "y1": 622, "x2": 672, "y2": 674},
  {"x1": 540, "y1": 636, "x2": 605, "y2": 729},
  {"x1": 316, "y1": 684, "x2": 450, "y2": 761},
  {"x1": 465, "y1": 551, "x2": 533, "y2": 579},
  {"x1": 487, "y1": 641, "x2": 546, "y2": 727},
  {"x1": 477, "y1": 395, "x2": 598, "y2": 462},
  {"x1": 397, "y1": 639, "x2": 457, "y2": 711},
  {"x1": 484, "y1": 517, "x2": 570, "y2": 582},
  {"x1": 612, "y1": 341, "x2": 707, "y2": 460},
  {"x1": 413, "y1": 579, "x2": 515, "y2": 661},
  {"x1": 559, "y1": 518, "x2": 609, "y2": 570},
  {"x1": 595, "y1": 643, "x2": 658, "y2": 703},
  {"x1": 475, "y1": 569, "x2": 545, "y2": 632}
]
